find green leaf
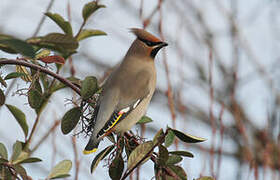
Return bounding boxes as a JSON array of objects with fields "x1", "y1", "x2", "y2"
[
  {"x1": 48, "y1": 160, "x2": 72, "y2": 179},
  {"x1": 35, "y1": 49, "x2": 51, "y2": 59},
  {"x1": 196, "y1": 176, "x2": 215, "y2": 180},
  {"x1": 169, "y1": 151, "x2": 194, "y2": 158},
  {"x1": 82, "y1": 2, "x2": 105, "y2": 22},
  {"x1": 0, "y1": 157, "x2": 8, "y2": 163},
  {"x1": 158, "y1": 145, "x2": 169, "y2": 165},
  {"x1": 0, "y1": 89, "x2": 5, "y2": 106},
  {"x1": 171, "y1": 129, "x2": 206, "y2": 143},
  {"x1": 167, "y1": 165, "x2": 187, "y2": 180},
  {"x1": 13, "y1": 164, "x2": 28, "y2": 180},
  {"x1": 127, "y1": 141, "x2": 153, "y2": 171},
  {"x1": 61, "y1": 107, "x2": 81, "y2": 134},
  {"x1": 0, "y1": 34, "x2": 17, "y2": 54},
  {"x1": 0, "y1": 143, "x2": 8, "y2": 159},
  {"x1": 153, "y1": 128, "x2": 164, "y2": 145},
  {"x1": 6, "y1": 104, "x2": 28, "y2": 137},
  {"x1": 28, "y1": 80, "x2": 43, "y2": 110},
  {"x1": 91, "y1": 145, "x2": 114, "y2": 174},
  {"x1": 0, "y1": 76, "x2": 7, "y2": 87},
  {"x1": 4, "y1": 72, "x2": 25, "y2": 80},
  {"x1": 137, "y1": 116, "x2": 153, "y2": 125},
  {"x1": 0, "y1": 39, "x2": 35, "y2": 58},
  {"x1": 165, "y1": 129, "x2": 175, "y2": 147},
  {"x1": 28, "y1": 33, "x2": 78, "y2": 54},
  {"x1": 51, "y1": 76, "x2": 81, "y2": 93},
  {"x1": 109, "y1": 155, "x2": 124, "y2": 180},
  {"x1": 45, "y1": 12, "x2": 73, "y2": 36},
  {"x1": 76, "y1": 29, "x2": 106, "y2": 41},
  {"x1": 81, "y1": 76, "x2": 98, "y2": 100},
  {"x1": 11, "y1": 141, "x2": 22, "y2": 162},
  {"x1": 166, "y1": 155, "x2": 182, "y2": 165},
  {"x1": 18, "y1": 157, "x2": 42, "y2": 164}
]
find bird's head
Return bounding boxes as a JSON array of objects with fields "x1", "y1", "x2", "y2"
[{"x1": 128, "y1": 28, "x2": 168, "y2": 59}]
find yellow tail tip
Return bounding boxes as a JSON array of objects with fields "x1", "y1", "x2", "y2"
[{"x1": 83, "y1": 148, "x2": 98, "y2": 155}]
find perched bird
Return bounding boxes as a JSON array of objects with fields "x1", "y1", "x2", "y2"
[{"x1": 83, "y1": 28, "x2": 168, "y2": 154}]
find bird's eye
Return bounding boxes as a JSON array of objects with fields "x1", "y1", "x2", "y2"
[{"x1": 145, "y1": 41, "x2": 153, "y2": 46}]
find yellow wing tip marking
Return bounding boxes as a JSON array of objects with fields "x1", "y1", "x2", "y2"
[{"x1": 83, "y1": 148, "x2": 98, "y2": 155}]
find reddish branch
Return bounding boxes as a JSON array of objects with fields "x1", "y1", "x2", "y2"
[{"x1": 0, "y1": 59, "x2": 81, "y2": 95}]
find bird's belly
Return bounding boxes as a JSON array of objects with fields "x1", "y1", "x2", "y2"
[{"x1": 115, "y1": 96, "x2": 152, "y2": 133}]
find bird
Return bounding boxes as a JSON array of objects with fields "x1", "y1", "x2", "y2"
[{"x1": 83, "y1": 28, "x2": 168, "y2": 154}]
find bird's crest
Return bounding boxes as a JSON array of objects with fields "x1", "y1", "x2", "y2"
[{"x1": 130, "y1": 28, "x2": 161, "y2": 43}]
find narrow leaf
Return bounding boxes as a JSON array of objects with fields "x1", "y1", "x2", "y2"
[
  {"x1": 165, "y1": 129, "x2": 175, "y2": 147},
  {"x1": 61, "y1": 107, "x2": 82, "y2": 134},
  {"x1": 91, "y1": 145, "x2": 114, "y2": 174},
  {"x1": 0, "y1": 89, "x2": 5, "y2": 106},
  {"x1": 109, "y1": 155, "x2": 124, "y2": 180},
  {"x1": 38, "y1": 55, "x2": 65, "y2": 64},
  {"x1": 81, "y1": 76, "x2": 98, "y2": 100},
  {"x1": 82, "y1": 2, "x2": 105, "y2": 21},
  {"x1": 11, "y1": 141, "x2": 22, "y2": 162},
  {"x1": 45, "y1": 12, "x2": 73, "y2": 36},
  {"x1": 4, "y1": 72, "x2": 25, "y2": 80},
  {"x1": 0, "y1": 39, "x2": 35, "y2": 58},
  {"x1": 127, "y1": 141, "x2": 153, "y2": 171},
  {"x1": 13, "y1": 164, "x2": 28, "y2": 180},
  {"x1": 76, "y1": 29, "x2": 106, "y2": 41},
  {"x1": 35, "y1": 49, "x2": 51, "y2": 59},
  {"x1": 48, "y1": 160, "x2": 72, "y2": 179},
  {"x1": 158, "y1": 145, "x2": 169, "y2": 165},
  {"x1": 0, "y1": 142, "x2": 8, "y2": 159},
  {"x1": 171, "y1": 129, "x2": 206, "y2": 143},
  {"x1": 16, "y1": 65, "x2": 32, "y2": 82},
  {"x1": 167, "y1": 165, "x2": 187, "y2": 180},
  {"x1": 6, "y1": 104, "x2": 29, "y2": 137},
  {"x1": 137, "y1": 116, "x2": 153, "y2": 125},
  {"x1": 0, "y1": 76, "x2": 7, "y2": 87},
  {"x1": 18, "y1": 157, "x2": 42, "y2": 164},
  {"x1": 169, "y1": 151, "x2": 194, "y2": 158},
  {"x1": 166, "y1": 155, "x2": 182, "y2": 165}
]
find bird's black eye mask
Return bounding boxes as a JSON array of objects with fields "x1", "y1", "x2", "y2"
[{"x1": 138, "y1": 37, "x2": 162, "y2": 47}]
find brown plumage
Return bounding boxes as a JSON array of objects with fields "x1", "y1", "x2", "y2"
[{"x1": 83, "y1": 28, "x2": 168, "y2": 154}]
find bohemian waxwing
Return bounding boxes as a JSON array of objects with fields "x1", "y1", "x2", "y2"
[{"x1": 83, "y1": 28, "x2": 168, "y2": 154}]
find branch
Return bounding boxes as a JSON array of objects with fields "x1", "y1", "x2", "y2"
[{"x1": 0, "y1": 59, "x2": 81, "y2": 95}]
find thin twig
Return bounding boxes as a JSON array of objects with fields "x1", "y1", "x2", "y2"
[{"x1": 0, "y1": 59, "x2": 81, "y2": 95}]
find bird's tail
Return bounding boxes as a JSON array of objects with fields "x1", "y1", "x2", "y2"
[{"x1": 83, "y1": 136, "x2": 100, "y2": 155}]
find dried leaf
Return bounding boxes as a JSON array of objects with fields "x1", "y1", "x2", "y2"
[
  {"x1": 76, "y1": 29, "x2": 106, "y2": 41},
  {"x1": 35, "y1": 49, "x2": 51, "y2": 59},
  {"x1": 38, "y1": 55, "x2": 65, "y2": 64},
  {"x1": 0, "y1": 76, "x2": 7, "y2": 87},
  {"x1": 6, "y1": 104, "x2": 29, "y2": 137},
  {"x1": 16, "y1": 65, "x2": 32, "y2": 82}
]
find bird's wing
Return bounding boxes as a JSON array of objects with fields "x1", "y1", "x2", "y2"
[{"x1": 95, "y1": 69, "x2": 151, "y2": 138}]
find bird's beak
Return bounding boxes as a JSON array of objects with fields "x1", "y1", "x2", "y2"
[{"x1": 159, "y1": 42, "x2": 168, "y2": 48}]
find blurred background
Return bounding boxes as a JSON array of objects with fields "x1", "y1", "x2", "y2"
[{"x1": 0, "y1": 0, "x2": 280, "y2": 179}]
